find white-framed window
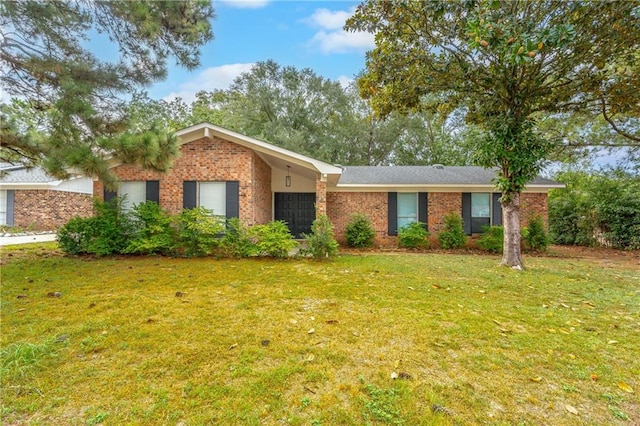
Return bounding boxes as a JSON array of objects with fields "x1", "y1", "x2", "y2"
[
  {"x1": 397, "y1": 192, "x2": 418, "y2": 229},
  {"x1": 198, "y1": 181, "x2": 226, "y2": 217},
  {"x1": 0, "y1": 190, "x2": 7, "y2": 225},
  {"x1": 119, "y1": 181, "x2": 146, "y2": 212},
  {"x1": 471, "y1": 193, "x2": 491, "y2": 233}
]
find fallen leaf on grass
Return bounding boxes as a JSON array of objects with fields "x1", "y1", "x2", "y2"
[
  {"x1": 565, "y1": 404, "x2": 578, "y2": 415},
  {"x1": 390, "y1": 372, "x2": 398, "y2": 379},
  {"x1": 307, "y1": 328, "x2": 315, "y2": 334},
  {"x1": 618, "y1": 381, "x2": 634, "y2": 393},
  {"x1": 432, "y1": 284, "x2": 441, "y2": 289},
  {"x1": 530, "y1": 376, "x2": 543, "y2": 383},
  {"x1": 228, "y1": 343, "x2": 238, "y2": 350},
  {"x1": 608, "y1": 340, "x2": 618, "y2": 345},
  {"x1": 560, "y1": 303, "x2": 570, "y2": 309},
  {"x1": 590, "y1": 374, "x2": 598, "y2": 381}
]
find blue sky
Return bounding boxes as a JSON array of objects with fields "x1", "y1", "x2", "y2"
[{"x1": 149, "y1": 0, "x2": 373, "y2": 102}]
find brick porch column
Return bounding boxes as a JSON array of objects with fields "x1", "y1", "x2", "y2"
[{"x1": 315, "y1": 174, "x2": 327, "y2": 218}]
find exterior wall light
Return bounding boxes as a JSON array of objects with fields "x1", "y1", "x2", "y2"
[{"x1": 286, "y1": 166, "x2": 291, "y2": 187}]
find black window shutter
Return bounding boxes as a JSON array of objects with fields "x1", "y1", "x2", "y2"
[
  {"x1": 418, "y1": 192, "x2": 428, "y2": 230},
  {"x1": 225, "y1": 181, "x2": 240, "y2": 219},
  {"x1": 492, "y1": 193, "x2": 502, "y2": 226},
  {"x1": 183, "y1": 181, "x2": 197, "y2": 209},
  {"x1": 104, "y1": 188, "x2": 117, "y2": 203},
  {"x1": 462, "y1": 192, "x2": 472, "y2": 235},
  {"x1": 6, "y1": 190, "x2": 15, "y2": 226},
  {"x1": 388, "y1": 192, "x2": 398, "y2": 236},
  {"x1": 146, "y1": 181, "x2": 160, "y2": 203}
]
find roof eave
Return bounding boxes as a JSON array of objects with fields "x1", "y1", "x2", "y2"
[{"x1": 176, "y1": 123, "x2": 343, "y2": 176}]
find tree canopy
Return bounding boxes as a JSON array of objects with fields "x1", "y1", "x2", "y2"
[
  {"x1": 346, "y1": 0, "x2": 640, "y2": 267},
  {"x1": 0, "y1": 0, "x2": 214, "y2": 187}
]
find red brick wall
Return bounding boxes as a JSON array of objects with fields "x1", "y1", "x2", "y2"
[
  {"x1": 428, "y1": 192, "x2": 462, "y2": 234},
  {"x1": 95, "y1": 136, "x2": 273, "y2": 225},
  {"x1": 13, "y1": 190, "x2": 93, "y2": 230},
  {"x1": 315, "y1": 178, "x2": 327, "y2": 217},
  {"x1": 252, "y1": 152, "x2": 272, "y2": 225},
  {"x1": 327, "y1": 190, "x2": 549, "y2": 245},
  {"x1": 520, "y1": 192, "x2": 548, "y2": 227},
  {"x1": 326, "y1": 192, "x2": 391, "y2": 245}
]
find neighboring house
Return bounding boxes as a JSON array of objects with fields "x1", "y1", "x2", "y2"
[
  {"x1": 0, "y1": 163, "x2": 93, "y2": 230},
  {"x1": 96, "y1": 123, "x2": 563, "y2": 244}
]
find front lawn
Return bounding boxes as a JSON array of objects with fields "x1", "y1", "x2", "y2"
[{"x1": 1, "y1": 246, "x2": 638, "y2": 425}]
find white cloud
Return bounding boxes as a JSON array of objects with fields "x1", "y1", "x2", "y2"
[
  {"x1": 304, "y1": 7, "x2": 375, "y2": 54},
  {"x1": 217, "y1": 0, "x2": 270, "y2": 9},
  {"x1": 163, "y1": 63, "x2": 255, "y2": 103},
  {"x1": 304, "y1": 8, "x2": 352, "y2": 30},
  {"x1": 309, "y1": 30, "x2": 375, "y2": 54},
  {"x1": 337, "y1": 75, "x2": 354, "y2": 89}
]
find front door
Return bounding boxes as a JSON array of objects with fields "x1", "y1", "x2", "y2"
[{"x1": 274, "y1": 192, "x2": 316, "y2": 238}]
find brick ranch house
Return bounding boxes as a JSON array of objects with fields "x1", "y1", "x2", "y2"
[
  {"x1": 0, "y1": 163, "x2": 93, "y2": 230},
  {"x1": 95, "y1": 123, "x2": 563, "y2": 245}
]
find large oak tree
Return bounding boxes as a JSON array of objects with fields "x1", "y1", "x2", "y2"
[
  {"x1": 0, "y1": 0, "x2": 214, "y2": 187},
  {"x1": 346, "y1": 0, "x2": 640, "y2": 268}
]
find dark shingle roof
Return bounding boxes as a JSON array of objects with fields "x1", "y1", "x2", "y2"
[{"x1": 338, "y1": 165, "x2": 559, "y2": 186}]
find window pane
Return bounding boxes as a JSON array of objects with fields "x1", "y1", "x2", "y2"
[
  {"x1": 471, "y1": 193, "x2": 490, "y2": 218},
  {"x1": 397, "y1": 193, "x2": 417, "y2": 227},
  {"x1": 199, "y1": 182, "x2": 226, "y2": 216},
  {"x1": 0, "y1": 190, "x2": 6, "y2": 225},
  {"x1": 119, "y1": 181, "x2": 146, "y2": 211}
]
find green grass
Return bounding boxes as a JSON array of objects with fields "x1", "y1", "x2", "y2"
[{"x1": 1, "y1": 247, "x2": 638, "y2": 425}]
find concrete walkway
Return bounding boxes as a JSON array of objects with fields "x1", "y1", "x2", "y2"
[{"x1": 0, "y1": 233, "x2": 57, "y2": 246}]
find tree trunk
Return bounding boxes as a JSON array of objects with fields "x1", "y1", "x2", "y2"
[{"x1": 500, "y1": 191, "x2": 524, "y2": 269}]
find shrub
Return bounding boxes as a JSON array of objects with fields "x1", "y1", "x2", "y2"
[
  {"x1": 220, "y1": 218, "x2": 256, "y2": 258},
  {"x1": 57, "y1": 198, "x2": 132, "y2": 256},
  {"x1": 397, "y1": 222, "x2": 429, "y2": 249},
  {"x1": 124, "y1": 202, "x2": 175, "y2": 255},
  {"x1": 523, "y1": 215, "x2": 549, "y2": 252},
  {"x1": 302, "y1": 215, "x2": 339, "y2": 259},
  {"x1": 57, "y1": 216, "x2": 94, "y2": 255},
  {"x1": 437, "y1": 212, "x2": 467, "y2": 249},
  {"x1": 345, "y1": 214, "x2": 376, "y2": 248},
  {"x1": 250, "y1": 220, "x2": 298, "y2": 258},
  {"x1": 477, "y1": 225, "x2": 504, "y2": 253},
  {"x1": 174, "y1": 207, "x2": 225, "y2": 257}
]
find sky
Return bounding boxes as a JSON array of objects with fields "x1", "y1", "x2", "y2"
[{"x1": 149, "y1": 0, "x2": 374, "y2": 103}]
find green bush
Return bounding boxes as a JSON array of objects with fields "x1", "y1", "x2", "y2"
[
  {"x1": 174, "y1": 207, "x2": 225, "y2": 257},
  {"x1": 523, "y1": 215, "x2": 549, "y2": 252},
  {"x1": 549, "y1": 169, "x2": 640, "y2": 249},
  {"x1": 345, "y1": 214, "x2": 376, "y2": 248},
  {"x1": 220, "y1": 218, "x2": 257, "y2": 258},
  {"x1": 302, "y1": 215, "x2": 339, "y2": 259},
  {"x1": 477, "y1": 225, "x2": 504, "y2": 253},
  {"x1": 437, "y1": 212, "x2": 467, "y2": 249},
  {"x1": 57, "y1": 198, "x2": 132, "y2": 256},
  {"x1": 397, "y1": 222, "x2": 430, "y2": 249},
  {"x1": 250, "y1": 220, "x2": 298, "y2": 258},
  {"x1": 124, "y1": 202, "x2": 175, "y2": 255},
  {"x1": 57, "y1": 216, "x2": 95, "y2": 255}
]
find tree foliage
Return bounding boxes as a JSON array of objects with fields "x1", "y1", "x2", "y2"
[
  {"x1": 346, "y1": 0, "x2": 640, "y2": 267},
  {"x1": 549, "y1": 169, "x2": 640, "y2": 250},
  {"x1": 0, "y1": 0, "x2": 214, "y2": 187}
]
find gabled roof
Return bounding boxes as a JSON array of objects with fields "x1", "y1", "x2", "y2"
[
  {"x1": 335, "y1": 165, "x2": 563, "y2": 191},
  {"x1": 176, "y1": 123, "x2": 343, "y2": 176}
]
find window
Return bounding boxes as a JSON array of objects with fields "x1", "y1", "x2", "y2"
[
  {"x1": 183, "y1": 181, "x2": 239, "y2": 219},
  {"x1": 471, "y1": 193, "x2": 491, "y2": 233},
  {"x1": 462, "y1": 192, "x2": 501, "y2": 234},
  {"x1": 388, "y1": 192, "x2": 427, "y2": 236},
  {"x1": 198, "y1": 182, "x2": 226, "y2": 217},
  {"x1": 397, "y1": 193, "x2": 418, "y2": 230},
  {"x1": 119, "y1": 181, "x2": 146, "y2": 211},
  {"x1": 0, "y1": 190, "x2": 7, "y2": 225}
]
